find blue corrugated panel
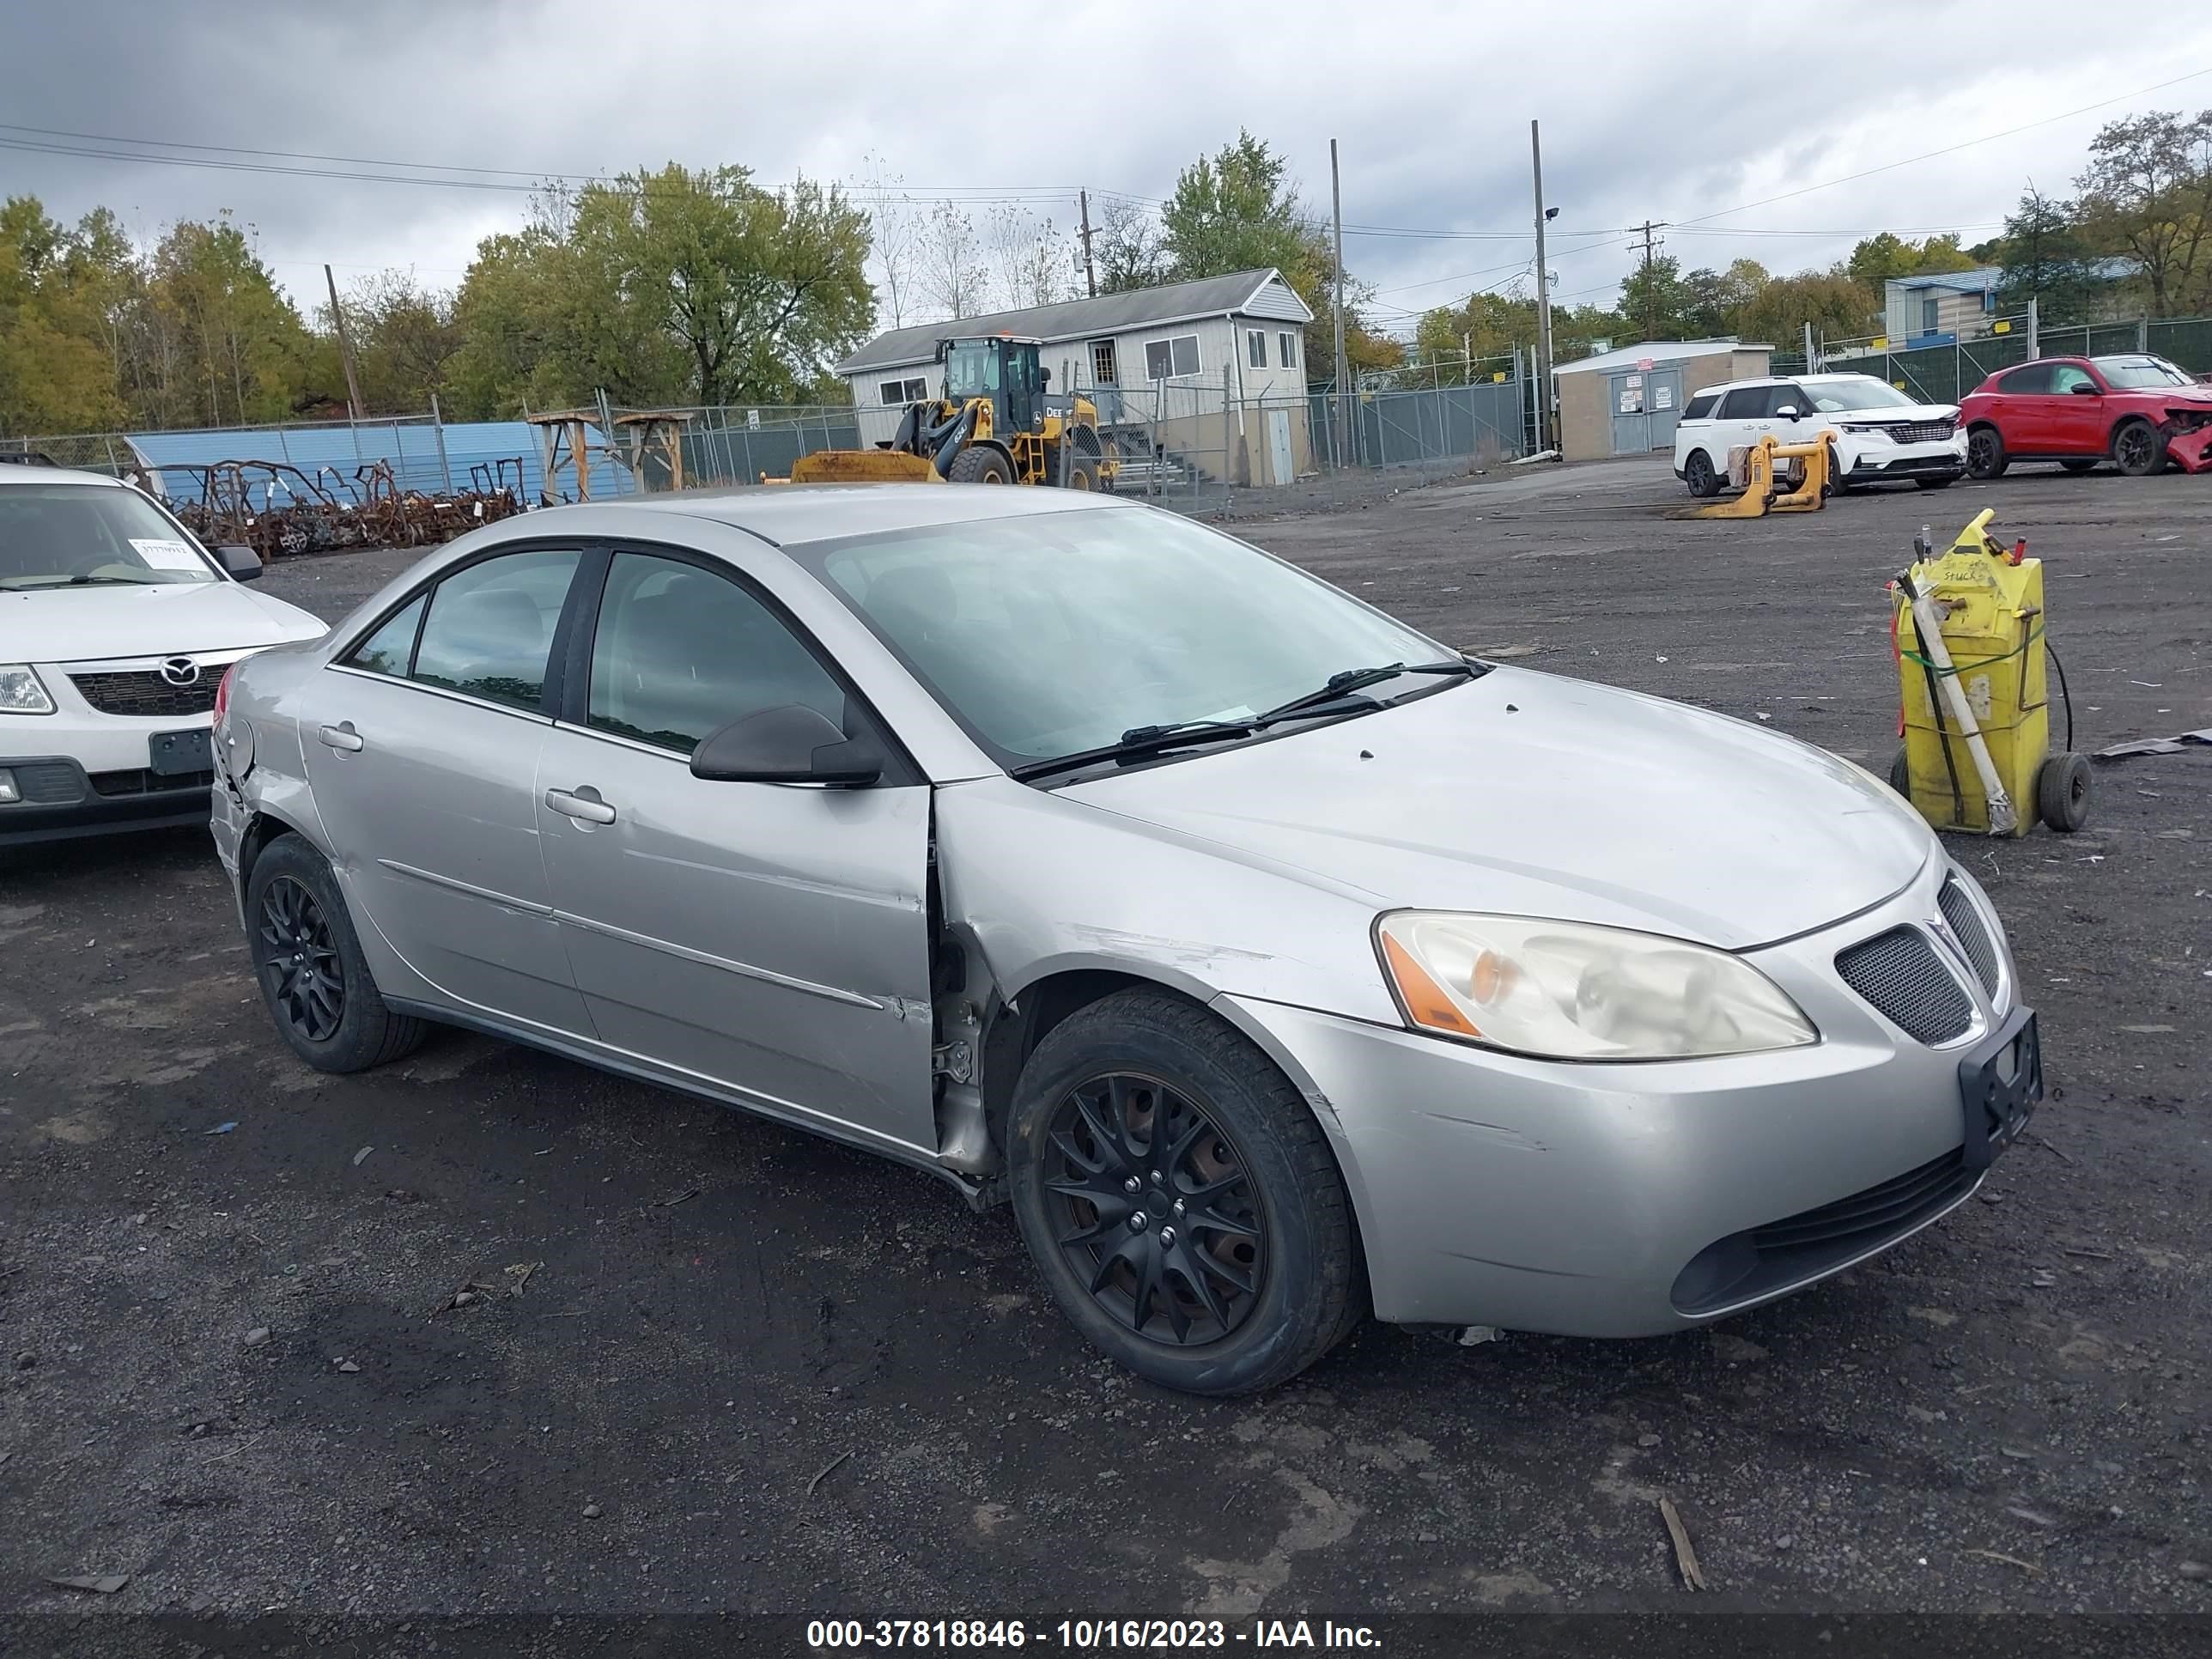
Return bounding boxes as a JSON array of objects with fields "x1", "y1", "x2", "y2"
[{"x1": 123, "y1": 420, "x2": 636, "y2": 511}]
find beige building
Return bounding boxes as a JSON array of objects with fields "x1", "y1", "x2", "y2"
[{"x1": 1553, "y1": 340, "x2": 1773, "y2": 463}]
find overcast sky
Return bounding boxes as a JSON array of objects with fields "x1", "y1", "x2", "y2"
[{"x1": 7, "y1": 0, "x2": 2212, "y2": 340}]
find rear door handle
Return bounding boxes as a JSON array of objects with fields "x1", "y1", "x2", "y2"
[
  {"x1": 544, "y1": 787, "x2": 617, "y2": 825},
  {"x1": 318, "y1": 722, "x2": 364, "y2": 753}
]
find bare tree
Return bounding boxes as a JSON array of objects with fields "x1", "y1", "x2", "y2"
[
  {"x1": 917, "y1": 199, "x2": 987, "y2": 320},
  {"x1": 857, "y1": 152, "x2": 921, "y2": 329},
  {"x1": 1093, "y1": 196, "x2": 1168, "y2": 293},
  {"x1": 985, "y1": 205, "x2": 1072, "y2": 312}
]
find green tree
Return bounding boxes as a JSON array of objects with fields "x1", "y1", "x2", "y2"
[
  {"x1": 2074, "y1": 108, "x2": 2212, "y2": 315},
  {"x1": 1679, "y1": 258, "x2": 1770, "y2": 337},
  {"x1": 0, "y1": 197, "x2": 126, "y2": 433},
  {"x1": 1992, "y1": 189, "x2": 2105, "y2": 325},
  {"x1": 1160, "y1": 131, "x2": 1324, "y2": 285},
  {"x1": 1733, "y1": 270, "x2": 1877, "y2": 352},
  {"x1": 337, "y1": 270, "x2": 465, "y2": 414},
  {"x1": 1618, "y1": 254, "x2": 1697, "y2": 339},
  {"x1": 143, "y1": 212, "x2": 325, "y2": 427}
]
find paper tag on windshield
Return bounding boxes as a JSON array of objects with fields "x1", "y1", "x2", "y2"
[{"x1": 129, "y1": 538, "x2": 206, "y2": 572}]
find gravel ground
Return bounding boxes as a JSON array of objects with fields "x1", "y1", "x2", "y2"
[{"x1": 3, "y1": 457, "x2": 2207, "y2": 1644}]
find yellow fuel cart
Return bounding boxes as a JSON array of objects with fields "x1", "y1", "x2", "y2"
[{"x1": 1889, "y1": 509, "x2": 2088, "y2": 836}]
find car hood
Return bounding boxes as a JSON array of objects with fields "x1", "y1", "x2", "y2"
[
  {"x1": 5, "y1": 580, "x2": 326, "y2": 663},
  {"x1": 1836, "y1": 402, "x2": 1957, "y2": 422},
  {"x1": 1059, "y1": 668, "x2": 1932, "y2": 951}
]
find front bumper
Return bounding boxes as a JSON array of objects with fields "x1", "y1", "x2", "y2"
[
  {"x1": 0, "y1": 753, "x2": 210, "y2": 845},
  {"x1": 1842, "y1": 432, "x2": 1968, "y2": 480},
  {"x1": 1224, "y1": 860, "x2": 2030, "y2": 1335}
]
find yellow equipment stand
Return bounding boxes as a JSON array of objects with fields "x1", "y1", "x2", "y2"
[
  {"x1": 1891, "y1": 509, "x2": 2089, "y2": 836},
  {"x1": 1678, "y1": 430, "x2": 1838, "y2": 519}
]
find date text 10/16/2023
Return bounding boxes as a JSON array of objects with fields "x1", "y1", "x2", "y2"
[{"x1": 807, "y1": 1620, "x2": 1382, "y2": 1650}]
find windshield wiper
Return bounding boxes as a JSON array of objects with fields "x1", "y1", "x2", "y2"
[
  {"x1": 1252, "y1": 659, "x2": 1480, "y2": 725},
  {"x1": 1010, "y1": 720, "x2": 1259, "y2": 782}
]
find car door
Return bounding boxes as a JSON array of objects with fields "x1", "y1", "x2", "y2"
[
  {"x1": 303, "y1": 544, "x2": 594, "y2": 1035},
  {"x1": 2045, "y1": 362, "x2": 2106, "y2": 453},
  {"x1": 532, "y1": 544, "x2": 938, "y2": 1159},
  {"x1": 1713, "y1": 385, "x2": 1775, "y2": 470},
  {"x1": 1993, "y1": 362, "x2": 2056, "y2": 452}
]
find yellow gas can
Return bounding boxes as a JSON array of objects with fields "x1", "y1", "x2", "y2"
[{"x1": 1892, "y1": 509, "x2": 2088, "y2": 836}]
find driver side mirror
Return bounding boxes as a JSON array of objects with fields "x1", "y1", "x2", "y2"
[
  {"x1": 690, "y1": 704, "x2": 884, "y2": 787},
  {"x1": 2069, "y1": 381, "x2": 2100, "y2": 396},
  {"x1": 1773, "y1": 404, "x2": 1802, "y2": 420},
  {"x1": 1038, "y1": 367, "x2": 1051, "y2": 386},
  {"x1": 218, "y1": 544, "x2": 263, "y2": 581}
]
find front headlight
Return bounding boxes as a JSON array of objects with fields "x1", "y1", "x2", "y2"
[
  {"x1": 0, "y1": 665, "x2": 55, "y2": 714},
  {"x1": 1376, "y1": 911, "x2": 1818, "y2": 1060}
]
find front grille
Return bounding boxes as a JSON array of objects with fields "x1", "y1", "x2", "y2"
[
  {"x1": 88, "y1": 767, "x2": 213, "y2": 798},
  {"x1": 1835, "y1": 927, "x2": 1974, "y2": 1044},
  {"x1": 1938, "y1": 878, "x2": 2001, "y2": 998},
  {"x1": 68, "y1": 670, "x2": 219, "y2": 718},
  {"x1": 1884, "y1": 420, "x2": 1956, "y2": 444},
  {"x1": 1673, "y1": 1147, "x2": 1973, "y2": 1315},
  {"x1": 6, "y1": 760, "x2": 86, "y2": 804}
]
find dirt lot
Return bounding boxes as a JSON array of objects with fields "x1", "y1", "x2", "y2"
[{"x1": 3, "y1": 457, "x2": 2208, "y2": 1643}]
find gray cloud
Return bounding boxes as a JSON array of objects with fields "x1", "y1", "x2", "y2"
[{"x1": 7, "y1": 0, "x2": 2209, "y2": 333}]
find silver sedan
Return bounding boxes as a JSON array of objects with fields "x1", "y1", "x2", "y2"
[{"x1": 210, "y1": 485, "x2": 2040, "y2": 1395}]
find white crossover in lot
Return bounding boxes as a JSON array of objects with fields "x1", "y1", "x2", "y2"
[
  {"x1": 0, "y1": 464, "x2": 326, "y2": 847},
  {"x1": 1674, "y1": 373, "x2": 1968, "y2": 496}
]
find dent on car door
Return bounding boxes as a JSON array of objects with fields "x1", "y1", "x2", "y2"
[
  {"x1": 532, "y1": 546, "x2": 937, "y2": 1158},
  {"x1": 303, "y1": 545, "x2": 594, "y2": 1034}
]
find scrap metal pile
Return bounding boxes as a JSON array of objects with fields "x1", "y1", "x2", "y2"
[{"x1": 162, "y1": 459, "x2": 527, "y2": 559}]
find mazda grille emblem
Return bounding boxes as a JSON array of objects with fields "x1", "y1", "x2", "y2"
[{"x1": 160, "y1": 657, "x2": 201, "y2": 688}]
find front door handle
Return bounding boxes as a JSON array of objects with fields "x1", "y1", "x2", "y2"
[
  {"x1": 544, "y1": 787, "x2": 617, "y2": 825},
  {"x1": 318, "y1": 721, "x2": 364, "y2": 753}
]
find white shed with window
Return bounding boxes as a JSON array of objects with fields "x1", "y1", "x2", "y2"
[{"x1": 835, "y1": 269, "x2": 1316, "y2": 483}]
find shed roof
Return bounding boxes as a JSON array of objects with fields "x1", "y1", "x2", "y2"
[
  {"x1": 836, "y1": 269, "x2": 1312, "y2": 374},
  {"x1": 1551, "y1": 339, "x2": 1766, "y2": 378}
]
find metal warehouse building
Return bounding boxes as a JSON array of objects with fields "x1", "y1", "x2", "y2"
[{"x1": 1553, "y1": 339, "x2": 1772, "y2": 462}]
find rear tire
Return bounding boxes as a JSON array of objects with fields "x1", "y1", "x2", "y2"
[
  {"x1": 1064, "y1": 460, "x2": 1097, "y2": 491},
  {"x1": 2036, "y1": 751, "x2": 2092, "y2": 833},
  {"x1": 949, "y1": 446, "x2": 1014, "y2": 485},
  {"x1": 1966, "y1": 425, "x2": 2008, "y2": 480},
  {"x1": 1683, "y1": 449, "x2": 1719, "y2": 498},
  {"x1": 1888, "y1": 745, "x2": 1911, "y2": 799},
  {"x1": 2112, "y1": 419, "x2": 2167, "y2": 477},
  {"x1": 246, "y1": 834, "x2": 428, "y2": 1073},
  {"x1": 1006, "y1": 989, "x2": 1364, "y2": 1395}
]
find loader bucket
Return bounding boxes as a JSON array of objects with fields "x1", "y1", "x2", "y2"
[{"x1": 786, "y1": 450, "x2": 944, "y2": 484}]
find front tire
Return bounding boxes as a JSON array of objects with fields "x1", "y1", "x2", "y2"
[
  {"x1": 1915, "y1": 475, "x2": 1955, "y2": 490},
  {"x1": 246, "y1": 834, "x2": 427, "y2": 1073},
  {"x1": 1007, "y1": 990, "x2": 1363, "y2": 1395},
  {"x1": 2112, "y1": 419, "x2": 2168, "y2": 477},
  {"x1": 1966, "y1": 425, "x2": 2008, "y2": 480},
  {"x1": 949, "y1": 446, "x2": 1015, "y2": 485},
  {"x1": 1682, "y1": 449, "x2": 1719, "y2": 499}
]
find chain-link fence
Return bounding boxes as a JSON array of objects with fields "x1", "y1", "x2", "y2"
[{"x1": 1817, "y1": 312, "x2": 2212, "y2": 406}]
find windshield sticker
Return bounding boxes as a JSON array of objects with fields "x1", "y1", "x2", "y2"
[{"x1": 129, "y1": 538, "x2": 207, "y2": 571}]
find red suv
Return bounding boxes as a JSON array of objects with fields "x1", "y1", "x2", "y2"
[{"x1": 1960, "y1": 355, "x2": 2211, "y2": 478}]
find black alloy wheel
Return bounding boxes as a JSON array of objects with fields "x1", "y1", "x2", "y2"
[
  {"x1": 2112, "y1": 420, "x2": 2167, "y2": 477},
  {"x1": 258, "y1": 874, "x2": 345, "y2": 1042},
  {"x1": 1966, "y1": 425, "x2": 2008, "y2": 480},
  {"x1": 1041, "y1": 1072, "x2": 1266, "y2": 1346}
]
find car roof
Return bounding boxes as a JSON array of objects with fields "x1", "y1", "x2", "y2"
[
  {"x1": 1695, "y1": 371, "x2": 1887, "y2": 395},
  {"x1": 564, "y1": 481, "x2": 1136, "y2": 547},
  {"x1": 0, "y1": 463, "x2": 126, "y2": 489}
]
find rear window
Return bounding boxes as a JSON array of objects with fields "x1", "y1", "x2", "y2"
[
  {"x1": 0, "y1": 483, "x2": 219, "y2": 590},
  {"x1": 1999, "y1": 363, "x2": 2054, "y2": 394},
  {"x1": 1681, "y1": 393, "x2": 1718, "y2": 421}
]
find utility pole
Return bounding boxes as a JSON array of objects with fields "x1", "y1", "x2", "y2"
[
  {"x1": 325, "y1": 264, "x2": 364, "y2": 424},
  {"x1": 1079, "y1": 189, "x2": 1097, "y2": 298},
  {"x1": 1330, "y1": 138, "x2": 1352, "y2": 467},
  {"x1": 1529, "y1": 120, "x2": 1553, "y2": 455},
  {"x1": 1632, "y1": 219, "x2": 1668, "y2": 339}
]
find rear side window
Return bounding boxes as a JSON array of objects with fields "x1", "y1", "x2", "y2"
[
  {"x1": 1999, "y1": 363, "x2": 2054, "y2": 394},
  {"x1": 1717, "y1": 386, "x2": 1771, "y2": 419},
  {"x1": 346, "y1": 595, "x2": 425, "y2": 677},
  {"x1": 1681, "y1": 393, "x2": 1718, "y2": 421},
  {"x1": 409, "y1": 549, "x2": 580, "y2": 712}
]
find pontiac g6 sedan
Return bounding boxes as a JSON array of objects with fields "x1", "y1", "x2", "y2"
[{"x1": 210, "y1": 485, "x2": 2040, "y2": 1395}]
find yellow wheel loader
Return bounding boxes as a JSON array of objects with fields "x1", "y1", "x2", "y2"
[{"x1": 784, "y1": 334, "x2": 1117, "y2": 489}]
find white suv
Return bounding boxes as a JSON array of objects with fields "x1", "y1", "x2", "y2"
[
  {"x1": 1673, "y1": 373, "x2": 1968, "y2": 497},
  {"x1": 1, "y1": 463, "x2": 326, "y2": 847}
]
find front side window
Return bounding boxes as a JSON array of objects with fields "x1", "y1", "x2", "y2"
[
  {"x1": 409, "y1": 548, "x2": 580, "y2": 712},
  {"x1": 586, "y1": 551, "x2": 845, "y2": 756},
  {"x1": 2050, "y1": 363, "x2": 2099, "y2": 395},
  {"x1": 806, "y1": 508, "x2": 1446, "y2": 769},
  {"x1": 0, "y1": 483, "x2": 220, "y2": 591}
]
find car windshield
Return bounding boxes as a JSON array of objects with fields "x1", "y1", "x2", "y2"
[
  {"x1": 1803, "y1": 378, "x2": 1917, "y2": 413},
  {"x1": 0, "y1": 482, "x2": 218, "y2": 589},
  {"x1": 2093, "y1": 356, "x2": 2193, "y2": 389},
  {"x1": 805, "y1": 507, "x2": 1454, "y2": 770}
]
